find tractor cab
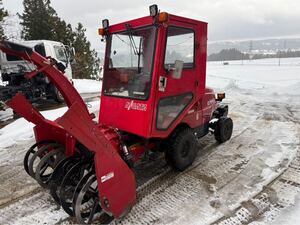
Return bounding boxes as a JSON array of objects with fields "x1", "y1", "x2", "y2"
[{"x1": 99, "y1": 5, "x2": 209, "y2": 139}]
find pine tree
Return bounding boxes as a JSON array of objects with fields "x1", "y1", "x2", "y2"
[
  {"x1": 20, "y1": 0, "x2": 99, "y2": 79},
  {"x1": 50, "y1": 15, "x2": 74, "y2": 46},
  {"x1": 72, "y1": 23, "x2": 100, "y2": 79},
  {"x1": 0, "y1": 0, "x2": 8, "y2": 39},
  {"x1": 20, "y1": 0, "x2": 74, "y2": 44},
  {"x1": 20, "y1": 0, "x2": 56, "y2": 40}
]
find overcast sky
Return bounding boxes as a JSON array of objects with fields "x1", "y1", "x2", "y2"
[{"x1": 3, "y1": 0, "x2": 300, "y2": 52}]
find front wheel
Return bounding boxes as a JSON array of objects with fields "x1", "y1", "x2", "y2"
[
  {"x1": 214, "y1": 117, "x2": 233, "y2": 143},
  {"x1": 53, "y1": 86, "x2": 64, "y2": 103},
  {"x1": 165, "y1": 128, "x2": 197, "y2": 171}
]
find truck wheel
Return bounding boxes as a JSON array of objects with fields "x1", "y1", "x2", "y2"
[
  {"x1": 166, "y1": 128, "x2": 197, "y2": 171},
  {"x1": 54, "y1": 87, "x2": 64, "y2": 103},
  {"x1": 214, "y1": 117, "x2": 233, "y2": 143}
]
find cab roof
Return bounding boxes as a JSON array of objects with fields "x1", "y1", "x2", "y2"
[{"x1": 107, "y1": 13, "x2": 207, "y2": 33}]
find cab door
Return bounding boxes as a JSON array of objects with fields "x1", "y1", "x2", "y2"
[{"x1": 152, "y1": 22, "x2": 201, "y2": 136}]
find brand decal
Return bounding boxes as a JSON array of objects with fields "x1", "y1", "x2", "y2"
[
  {"x1": 125, "y1": 100, "x2": 147, "y2": 111},
  {"x1": 101, "y1": 172, "x2": 114, "y2": 183}
]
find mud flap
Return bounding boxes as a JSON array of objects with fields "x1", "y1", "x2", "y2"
[{"x1": 57, "y1": 102, "x2": 136, "y2": 218}]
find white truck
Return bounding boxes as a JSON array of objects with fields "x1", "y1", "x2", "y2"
[{"x1": 0, "y1": 40, "x2": 74, "y2": 107}]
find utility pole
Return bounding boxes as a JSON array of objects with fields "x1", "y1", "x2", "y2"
[
  {"x1": 249, "y1": 40, "x2": 253, "y2": 61},
  {"x1": 278, "y1": 40, "x2": 286, "y2": 66},
  {"x1": 241, "y1": 50, "x2": 244, "y2": 65}
]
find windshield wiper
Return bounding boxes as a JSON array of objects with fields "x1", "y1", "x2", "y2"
[
  {"x1": 125, "y1": 24, "x2": 143, "y2": 72},
  {"x1": 137, "y1": 38, "x2": 142, "y2": 73},
  {"x1": 125, "y1": 24, "x2": 139, "y2": 55}
]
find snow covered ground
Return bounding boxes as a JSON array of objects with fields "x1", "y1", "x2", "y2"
[
  {"x1": 73, "y1": 79, "x2": 102, "y2": 94},
  {"x1": 0, "y1": 58, "x2": 300, "y2": 225},
  {"x1": 207, "y1": 57, "x2": 300, "y2": 90}
]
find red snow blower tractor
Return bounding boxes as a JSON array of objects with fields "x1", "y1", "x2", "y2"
[{"x1": 0, "y1": 5, "x2": 233, "y2": 224}]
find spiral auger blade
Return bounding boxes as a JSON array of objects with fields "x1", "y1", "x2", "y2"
[
  {"x1": 49, "y1": 156, "x2": 81, "y2": 205},
  {"x1": 58, "y1": 102, "x2": 136, "y2": 219},
  {"x1": 58, "y1": 159, "x2": 94, "y2": 216},
  {"x1": 73, "y1": 173, "x2": 104, "y2": 224},
  {"x1": 24, "y1": 140, "x2": 58, "y2": 176},
  {"x1": 23, "y1": 141, "x2": 66, "y2": 188}
]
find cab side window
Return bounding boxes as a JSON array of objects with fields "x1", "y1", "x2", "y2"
[
  {"x1": 164, "y1": 27, "x2": 194, "y2": 69},
  {"x1": 157, "y1": 93, "x2": 193, "y2": 130}
]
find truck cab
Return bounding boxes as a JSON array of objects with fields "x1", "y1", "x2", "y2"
[
  {"x1": 0, "y1": 40, "x2": 74, "y2": 103},
  {"x1": 23, "y1": 40, "x2": 73, "y2": 80}
]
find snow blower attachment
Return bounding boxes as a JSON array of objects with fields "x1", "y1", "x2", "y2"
[{"x1": 0, "y1": 5, "x2": 233, "y2": 224}]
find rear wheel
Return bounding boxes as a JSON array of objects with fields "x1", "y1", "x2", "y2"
[
  {"x1": 214, "y1": 117, "x2": 233, "y2": 143},
  {"x1": 165, "y1": 128, "x2": 197, "y2": 171}
]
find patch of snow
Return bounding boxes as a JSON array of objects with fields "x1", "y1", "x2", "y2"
[
  {"x1": 277, "y1": 82, "x2": 300, "y2": 96},
  {"x1": 264, "y1": 151, "x2": 285, "y2": 168},
  {"x1": 73, "y1": 79, "x2": 102, "y2": 94},
  {"x1": 272, "y1": 197, "x2": 300, "y2": 225},
  {"x1": 207, "y1": 57, "x2": 300, "y2": 90}
]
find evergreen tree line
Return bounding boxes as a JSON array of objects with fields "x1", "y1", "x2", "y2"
[
  {"x1": 208, "y1": 48, "x2": 250, "y2": 61},
  {"x1": 0, "y1": 0, "x2": 8, "y2": 40},
  {"x1": 208, "y1": 48, "x2": 300, "y2": 61},
  {"x1": 0, "y1": 0, "x2": 100, "y2": 79},
  {"x1": 251, "y1": 50, "x2": 300, "y2": 60}
]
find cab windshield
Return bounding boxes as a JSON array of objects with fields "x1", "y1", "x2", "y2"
[
  {"x1": 53, "y1": 45, "x2": 68, "y2": 63},
  {"x1": 103, "y1": 26, "x2": 156, "y2": 100}
]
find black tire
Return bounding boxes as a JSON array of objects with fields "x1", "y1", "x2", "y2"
[
  {"x1": 53, "y1": 86, "x2": 64, "y2": 103},
  {"x1": 166, "y1": 128, "x2": 197, "y2": 171},
  {"x1": 214, "y1": 117, "x2": 233, "y2": 143}
]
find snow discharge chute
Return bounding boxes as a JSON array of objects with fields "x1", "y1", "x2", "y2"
[{"x1": 0, "y1": 40, "x2": 136, "y2": 223}]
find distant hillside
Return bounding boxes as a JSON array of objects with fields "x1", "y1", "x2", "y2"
[
  {"x1": 208, "y1": 37, "x2": 300, "y2": 55},
  {"x1": 208, "y1": 48, "x2": 300, "y2": 62},
  {"x1": 208, "y1": 48, "x2": 249, "y2": 61}
]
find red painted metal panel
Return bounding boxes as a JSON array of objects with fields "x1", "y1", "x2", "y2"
[
  {"x1": 99, "y1": 96, "x2": 153, "y2": 138},
  {"x1": 58, "y1": 102, "x2": 136, "y2": 218}
]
